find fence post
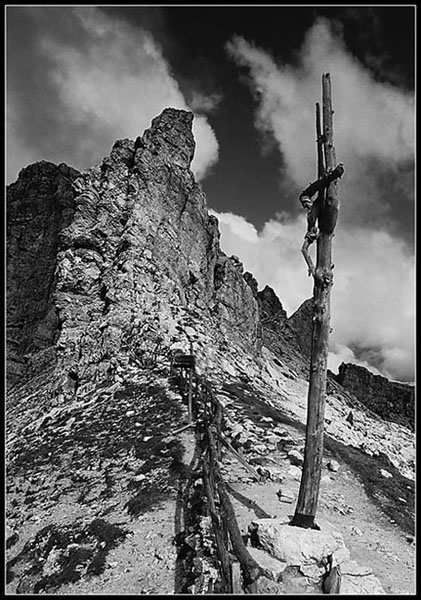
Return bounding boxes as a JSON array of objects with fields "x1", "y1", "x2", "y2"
[{"x1": 188, "y1": 367, "x2": 193, "y2": 422}]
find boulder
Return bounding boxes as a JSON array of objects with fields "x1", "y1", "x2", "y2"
[
  {"x1": 340, "y1": 560, "x2": 385, "y2": 595},
  {"x1": 327, "y1": 459, "x2": 340, "y2": 472},
  {"x1": 288, "y1": 466, "x2": 302, "y2": 480},
  {"x1": 380, "y1": 469, "x2": 393, "y2": 478},
  {"x1": 247, "y1": 546, "x2": 287, "y2": 581},
  {"x1": 251, "y1": 516, "x2": 349, "y2": 568},
  {"x1": 288, "y1": 449, "x2": 304, "y2": 466}
]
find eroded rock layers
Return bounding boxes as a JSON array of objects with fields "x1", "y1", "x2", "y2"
[
  {"x1": 7, "y1": 109, "x2": 259, "y2": 394},
  {"x1": 335, "y1": 363, "x2": 415, "y2": 431}
]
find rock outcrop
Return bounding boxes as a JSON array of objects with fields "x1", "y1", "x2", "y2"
[
  {"x1": 285, "y1": 298, "x2": 313, "y2": 360},
  {"x1": 334, "y1": 363, "x2": 415, "y2": 431},
  {"x1": 6, "y1": 162, "x2": 79, "y2": 387},
  {"x1": 249, "y1": 516, "x2": 385, "y2": 594},
  {"x1": 252, "y1": 287, "x2": 312, "y2": 378},
  {"x1": 7, "y1": 108, "x2": 259, "y2": 395}
]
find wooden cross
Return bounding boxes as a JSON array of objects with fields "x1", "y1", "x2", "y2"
[{"x1": 291, "y1": 73, "x2": 344, "y2": 529}]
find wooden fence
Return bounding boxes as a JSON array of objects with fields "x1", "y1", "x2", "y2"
[{"x1": 170, "y1": 355, "x2": 263, "y2": 593}]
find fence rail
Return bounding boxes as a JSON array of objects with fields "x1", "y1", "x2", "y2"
[{"x1": 170, "y1": 355, "x2": 263, "y2": 593}]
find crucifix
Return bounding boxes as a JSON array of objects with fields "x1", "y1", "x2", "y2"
[{"x1": 291, "y1": 73, "x2": 344, "y2": 529}]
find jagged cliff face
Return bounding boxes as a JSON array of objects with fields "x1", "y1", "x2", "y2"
[
  {"x1": 6, "y1": 162, "x2": 79, "y2": 384},
  {"x1": 335, "y1": 363, "x2": 415, "y2": 431},
  {"x1": 7, "y1": 108, "x2": 259, "y2": 393},
  {"x1": 250, "y1": 288, "x2": 313, "y2": 379}
]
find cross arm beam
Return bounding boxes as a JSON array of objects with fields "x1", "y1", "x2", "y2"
[{"x1": 299, "y1": 163, "x2": 344, "y2": 208}]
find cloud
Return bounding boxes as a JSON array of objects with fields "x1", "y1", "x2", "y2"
[
  {"x1": 222, "y1": 17, "x2": 414, "y2": 382},
  {"x1": 189, "y1": 90, "x2": 223, "y2": 114},
  {"x1": 6, "y1": 6, "x2": 219, "y2": 182},
  {"x1": 226, "y1": 18, "x2": 414, "y2": 241},
  {"x1": 326, "y1": 344, "x2": 385, "y2": 379},
  {"x1": 211, "y1": 209, "x2": 414, "y2": 383}
]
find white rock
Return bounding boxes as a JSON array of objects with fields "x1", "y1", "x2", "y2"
[
  {"x1": 251, "y1": 517, "x2": 349, "y2": 568},
  {"x1": 333, "y1": 545, "x2": 351, "y2": 565},
  {"x1": 254, "y1": 444, "x2": 268, "y2": 455},
  {"x1": 380, "y1": 469, "x2": 393, "y2": 478},
  {"x1": 340, "y1": 572, "x2": 385, "y2": 595},
  {"x1": 288, "y1": 449, "x2": 304, "y2": 466},
  {"x1": 231, "y1": 425, "x2": 245, "y2": 439},
  {"x1": 321, "y1": 475, "x2": 334, "y2": 485},
  {"x1": 183, "y1": 326, "x2": 197, "y2": 338},
  {"x1": 216, "y1": 395, "x2": 232, "y2": 408},
  {"x1": 276, "y1": 489, "x2": 294, "y2": 503},
  {"x1": 341, "y1": 560, "x2": 372, "y2": 576},
  {"x1": 247, "y1": 546, "x2": 287, "y2": 581},
  {"x1": 327, "y1": 459, "x2": 340, "y2": 472},
  {"x1": 273, "y1": 425, "x2": 289, "y2": 437},
  {"x1": 288, "y1": 466, "x2": 302, "y2": 480},
  {"x1": 300, "y1": 563, "x2": 324, "y2": 579},
  {"x1": 265, "y1": 467, "x2": 284, "y2": 482},
  {"x1": 126, "y1": 410, "x2": 135, "y2": 417},
  {"x1": 266, "y1": 434, "x2": 281, "y2": 444},
  {"x1": 237, "y1": 432, "x2": 251, "y2": 446},
  {"x1": 257, "y1": 466, "x2": 271, "y2": 478}
]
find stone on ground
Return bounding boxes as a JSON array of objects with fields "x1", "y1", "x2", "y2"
[
  {"x1": 251, "y1": 516, "x2": 349, "y2": 567},
  {"x1": 247, "y1": 546, "x2": 287, "y2": 581}
]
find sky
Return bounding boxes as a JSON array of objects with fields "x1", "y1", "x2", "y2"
[{"x1": 6, "y1": 5, "x2": 415, "y2": 382}]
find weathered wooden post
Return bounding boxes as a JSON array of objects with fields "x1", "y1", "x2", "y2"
[
  {"x1": 187, "y1": 341, "x2": 194, "y2": 421},
  {"x1": 291, "y1": 73, "x2": 344, "y2": 529},
  {"x1": 187, "y1": 368, "x2": 193, "y2": 422}
]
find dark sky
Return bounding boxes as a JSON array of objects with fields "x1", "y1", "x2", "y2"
[{"x1": 101, "y1": 5, "x2": 415, "y2": 233}]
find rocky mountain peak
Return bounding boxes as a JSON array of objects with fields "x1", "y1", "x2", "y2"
[
  {"x1": 257, "y1": 285, "x2": 287, "y2": 324},
  {"x1": 136, "y1": 107, "x2": 195, "y2": 170},
  {"x1": 6, "y1": 108, "x2": 259, "y2": 393},
  {"x1": 286, "y1": 298, "x2": 314, "y2": 359}
]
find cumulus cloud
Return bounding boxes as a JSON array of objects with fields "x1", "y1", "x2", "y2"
[
  {"x1": 226, "y1": 18, "x2": 414, "y2": 238},
  {"x1": 326, "y1": 344, "x2": 385, "y2": 379},
  {"x1": 7, "y1": 6, "x2": 218, "y2": 182},
  {"x1": 211, "y1": 209, "x2": 414, "y2": 383},
  {"x1": 189, "y1": 90, "x2": 223, "y2": 114},
  {"x1": 222, "y1": 17, "x2": 414, "y2": 382}
]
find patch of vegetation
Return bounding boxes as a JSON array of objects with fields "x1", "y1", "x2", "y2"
[
  {"x1": 9, "y1": 379, "x2": 184, "y2": 479},
  {"x1": 7, "y1": 518, "x2": 129, "y2": 594},
  {"x1": 126, "y1": 483, "x2": 170, "y2": 518}
]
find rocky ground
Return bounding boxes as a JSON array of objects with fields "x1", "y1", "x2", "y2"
[
  {"x1": 216, "y1": 388, "x2": 415, "y2": 594},
  {"x1": 6, "y1": 357, "x2": 415, "y2": 595}
]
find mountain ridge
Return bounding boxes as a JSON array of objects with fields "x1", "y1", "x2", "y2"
[{"x1": 6, "y1": 107, "x2": 415, "y2": 594}]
